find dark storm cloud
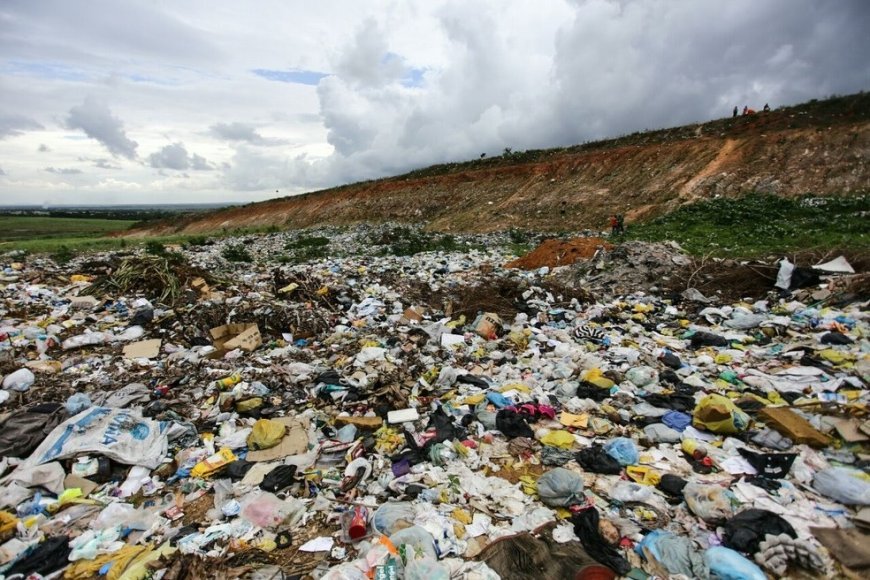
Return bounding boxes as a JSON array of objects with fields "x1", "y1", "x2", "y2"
[{"x1": 66, "y1": 97, "x2": 138, "y2": 159}]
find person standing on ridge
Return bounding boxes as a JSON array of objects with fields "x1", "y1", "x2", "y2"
[
  {"x1": 609, "y1": 215, "x2": 619, "y2": 237},
  {"x1": 763, "y1": 103, "x2": 770, "y2": 112},
  {"x1": 733, "y1": 106, "x2": 738, "y2": 118}
]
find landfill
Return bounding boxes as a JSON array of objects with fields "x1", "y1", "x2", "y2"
[{"x1": 0, "y1": 224, "x2": 868, "y2": 579}]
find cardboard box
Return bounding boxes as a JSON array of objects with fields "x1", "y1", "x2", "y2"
[
  {"x1": 400, "y1": 306, "x2": 425, "y2": 324},
  {"x1": 209, "y1": 323, "x2": 262, "y2": 357}
]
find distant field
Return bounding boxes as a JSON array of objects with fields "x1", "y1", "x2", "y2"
[{"x1": 0, "y1": 216, "x2": 136, "y2": 243}]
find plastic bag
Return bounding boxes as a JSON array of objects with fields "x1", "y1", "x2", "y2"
[
  {"x1": 643, "y1": 423, "x2": 681, "y2": 443},
  {"x1": 65, "y1": 393, "x2": 92, "y2": 415},
  {"x1": 775, "y1": 258, "x2": 794, "y2": 290},
  {"x1": 2, "y1": 368, "x2": 35, "y2": 392},
  {"x1": 610, "y1": 481, "x2": 652, "y2": 503},
  {"x1": 812, "y1": 467, "x2": 870, "y2": 505},
  {"x1": 692, "y1": 394, "x2": 749, "y2": 434},
  {"x1": 240, "y1": 491, "x2": 304, "y2": 529},
  {"x1": 604, "y1": 437, "x2": 638, "y2": 466},
  {"x1": 625, "y1": 366, "x2": 657, "y2": 387},
  {"x1": 260, "y1": 464, "x2": 297, "y2": 493},
  {"x1": 636, "y1": 530, "x2": 708, "y2": 578},
  {"x1": 372, "y1": 502, "x2": 416, "y2": 535},
  {"x1": 684, "y1": 483, "x2": 737, "y2": 522},
  {"x1": 404, "y1": 557, "x2": 450, "y2": 580},
  {"x1": 539, "y1": 430, "x2": 575, "y2": 449},
  {"x1": 247, "y1": 419, "x2": 286, "y2": 450},
  {"x1": 536, "y1": 467, "x2": 584, "y2": 507},
  {"x1": 722, "y1": 509, "x2": 796, "y2": 554},
  {"x1": 576, "y1": 445, "x2": 622, "y2": 475},
  {"x1": 704, "y1": 546, "x2": 766, "y2": 580},
  {"x1": 389, "y1": 525, "x2": 437, "y2": 560}
]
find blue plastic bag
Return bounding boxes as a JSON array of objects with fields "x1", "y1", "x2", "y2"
[
  {"x1": 604, "y1": 437, "x2": 638, "y2": 466},
  {"x1": 704, "y1": 546, "x2": 765, "y2": 580}
]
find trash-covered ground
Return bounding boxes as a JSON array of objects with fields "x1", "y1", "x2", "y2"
[{"x1": 0, "y1": 224, "x2": 868, "y2": 580}]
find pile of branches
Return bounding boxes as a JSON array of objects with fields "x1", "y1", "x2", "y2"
[{"x1": 82, "y1": 255, "x2": 214, "y2": 306}]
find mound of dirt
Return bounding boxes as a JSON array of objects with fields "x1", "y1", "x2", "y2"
[{"x1": 506, "y1": 237, "x2": 612, "y2": 270}]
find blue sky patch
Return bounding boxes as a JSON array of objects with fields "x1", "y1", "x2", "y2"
[
  {"x1": 2, "y1": 60, "x2": 91, "y2": 82},
  {"x1": 402, "y1": 68, "x2": 426, "y2": 88},
  {"x1": 252, "y1": 68, "x2": 329, "y2": 85}
]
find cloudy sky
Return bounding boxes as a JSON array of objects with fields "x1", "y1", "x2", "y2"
[{"x1": 0, "y1": 0, "x2": 867, "y2": 206}]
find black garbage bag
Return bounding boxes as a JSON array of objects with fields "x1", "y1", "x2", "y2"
[
  {"x1": 576, "y1": 382, "x2": 613, "y2": 402},
  {"x1": 426, "y1": 406, "x2": 465, "y2": 443},
  {"x1": 224, "y1": 459, "x2": 254, "y2": 481},
  {"x1": 789, "y1": 267, "x2": 820, "y2": 290},
  {"x1": 260, "y1": 464, "x2": 297, "y2": 492},
  {"x1": 496, "y1": 409, "x2": 534, "y2": 439},
  {"x1": 571, "y1": 508, "x2": 631, "y2": 575},
  {"x1": 821, "y1": 331, "x2": 853, "y2": 345},
  {"x1": 456, "y1": 374, "x2": 491, "y2": 388},
  {"x1": 690, "y1": 331, "x2": 729, "y2": 348},
  {"x1": 658, "y1": 474, "x2": 688, "y2": 498},
  {"x1": 659, "y1": 351, "x2": 682, "y2": 369},
  {"x1": 575, "y1": 445, "x2": 622, "y2": 475},
  {"x1": 642, "y1": 393, "x2": 695, "y2": 413},
  {"x1": 0, "y1": 403, "x2": 67, "y2": 459},
  {"x1": 738, "y1": 448, "x2": 797, "y2": 479},
  {"x1": 6, "y1": 535, "x2": 71, "y2": 576},
  {"x1": 722, "y1": 508, "x2": 796, "y2": 554}
]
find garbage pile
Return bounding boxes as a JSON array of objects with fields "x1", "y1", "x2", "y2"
[{"x1": 0, "y1": 226, "x2": 867, "y2": 579}]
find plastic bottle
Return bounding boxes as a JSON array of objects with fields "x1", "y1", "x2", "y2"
[{"x1": 682, "y1": 438, "x2": 707, "y2": 460}]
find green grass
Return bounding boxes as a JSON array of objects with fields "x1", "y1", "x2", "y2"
[
  {"x1": 0, "y1": 216, "x2": 136, "y2": 242},
  {"x1": 626, "y1": 193, "x2": 870, "y2": 256}
]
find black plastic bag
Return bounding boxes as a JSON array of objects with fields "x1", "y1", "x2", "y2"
[
  {"x1": 571, "y1": 508, "x2": 631, "y2": 575},
  {"x1": 690, "y1": 331, "x2": 729, "y2": 348},
  {"x1": 722, "y1": 508, "x2": 796, "y2": 554},
  {"x1": 260, "y1": 464, "x2": 297, "y2": 492},
  {"x1": 658, "y1": 474, "x2": 688, "y2": 498},
  {"x1": 224, "y1": 459, "x2": 254, "y2": 481},
  {"x1": 821, "y1": 331, "x2": 853, "y2": 345},
  {"x1": 575, "y1": 445, "x2": 622, "y2": 475},
  {"x1": 6, "y1": 536, "x2": 71, "y2": 576},
  {"x1": 496, "y1": 409, "x2": 534, "y2": 439}
]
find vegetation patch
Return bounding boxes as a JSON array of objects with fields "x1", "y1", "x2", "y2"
[{"x1": 626, "y1": 193, "x2": 869, "y2": 256}]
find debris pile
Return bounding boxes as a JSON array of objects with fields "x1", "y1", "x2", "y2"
[{"x1": 0, "y1": 225, "x2": 867, "y2": 579}]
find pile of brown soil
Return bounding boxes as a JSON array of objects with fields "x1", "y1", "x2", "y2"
[{"x1": 506, "y1": 237, "x2": 613, "y2": 270}]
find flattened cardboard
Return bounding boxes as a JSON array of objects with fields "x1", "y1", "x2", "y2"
[
  {"x1": 246, "y1": 416, "x2": 309, "y2": 462},
  {"x1": 831, "y1": 417, "x2": 870, "y2": 443},
  {"x1": 123, "y1": 339, "x2": 162, "y2": 359}
]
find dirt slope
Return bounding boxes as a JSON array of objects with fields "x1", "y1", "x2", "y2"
[{"x1": 131, "y1": 93, "x2": 870, "y2": 236}]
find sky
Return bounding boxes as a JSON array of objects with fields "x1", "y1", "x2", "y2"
[{"x1": 0, "y1": 0, "x2": 868, "y2": 206}]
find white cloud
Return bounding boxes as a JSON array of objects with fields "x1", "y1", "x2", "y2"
[
  {"x1": 147, "y1": 142, "x2": 213, "y2": 170},
  {"x1": 66, "y1": 97, "x2": 138, "y2": 159},
  {"x1": 0, "y1": 0, "x2": 866, "y2": 205}
]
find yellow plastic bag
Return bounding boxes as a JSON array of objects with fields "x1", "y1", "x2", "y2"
[
  {"x1": 247, "y1": 419, "x2": 287, "y2": 450},
  {"x1": 692, "y1": 394, "x2": 750, "y2": 434},
  {"x1": 190, "y1": 448, "x2": 236, "y2": 478},
  {"x1": 626, "y1": 465, "x2": 661, "y2": 486},
  {"x1": 581, "y1": 368, "x2": 614, "y2": 389},
  {"x1": 559, "y1": 412, "x2": 588, "y2": 428},
  {"x1": 540, "y1": 430, "x2": 576, "y2": 449}
]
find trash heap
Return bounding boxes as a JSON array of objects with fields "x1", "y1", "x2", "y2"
[{"x1": 0, "y1": 227, "x2": 867, "y2": 580}]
